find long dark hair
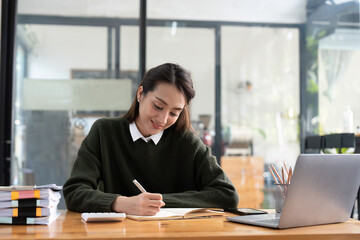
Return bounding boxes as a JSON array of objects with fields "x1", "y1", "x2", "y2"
[{"x1": 124, "y1": 63, "x2": 195, "y2": 133}]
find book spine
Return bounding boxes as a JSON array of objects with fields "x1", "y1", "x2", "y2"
[
  {"x1": 18, "y1": 199, "x2": 39, "y2": 208},
  {"x1": 11, "y1": 190, "x2": 41, "y2": 200},
  {"x1": 0, "y1": 199, "x2": 42, "y2": 209},
  {"x1": 12, "y1": 217, "x2": 29, "y2": 225},
  {"x1": 12, "y1": 207, "x2": 43, "y2": 217}
]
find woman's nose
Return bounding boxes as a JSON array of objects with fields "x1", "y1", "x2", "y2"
[{"x1": 157, "y1": 111, "x2": 168, "y2": 125}]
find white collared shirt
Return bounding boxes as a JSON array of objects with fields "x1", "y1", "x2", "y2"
[{"x1": 129, "y1": 122, "x2": 163, "y2": 145}]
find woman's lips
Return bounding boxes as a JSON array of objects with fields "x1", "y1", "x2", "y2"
[{"x1": 151, "y1": 120, "x2": 163, "y2": 129}]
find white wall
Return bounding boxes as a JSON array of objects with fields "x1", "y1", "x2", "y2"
[
  {"x1": 18, "y1": 0, "x2": 139, "y2": 18},
  {"x1": 18, "y1": 0, "x2": 306, "y2": 23},
  {"x1": 148, "y1": 0, "x2": 306, "y2": 23}
]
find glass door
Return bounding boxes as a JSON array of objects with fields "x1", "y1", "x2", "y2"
[
  {"x1": 221, "y1": 26, "x2": 300, "y2": 163},
  {"x1": 14, "y1": 0, "x2": 140, "y2": 209},
  {"x1": 221, "y1": 25, "x2": 300, "y2": 208}
]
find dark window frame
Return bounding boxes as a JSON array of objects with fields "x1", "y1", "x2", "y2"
[{"x1": 0, "y1": 0, "x2": 17, "y2": 185}]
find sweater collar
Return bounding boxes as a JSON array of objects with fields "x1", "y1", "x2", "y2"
[{"x1": 129, "y1": 122, "x2": 163, "y2": 145}]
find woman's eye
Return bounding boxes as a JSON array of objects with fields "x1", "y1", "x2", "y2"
[
  {"x1": 154, "y1": 104, "x2": 162, "y2": 110},
  {"x1": 170, "y1": 112, "x2": 179, "y2": 117}
]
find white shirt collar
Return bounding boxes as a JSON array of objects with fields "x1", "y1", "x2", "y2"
[{"x1": 129, "y1": 122, "x2": 163, "y2": 145}]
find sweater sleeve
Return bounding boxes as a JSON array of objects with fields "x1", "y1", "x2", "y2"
[
  {"x1": 63, "y1": 120, "x2": 119, "y2": 212},
  {"x1": 162, "y1": 138, "x2": 239, "y2": 209}
]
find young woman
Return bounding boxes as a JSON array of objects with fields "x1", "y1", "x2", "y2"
[{"x1": 63, "y1": 63, "x2": 238, "y2": 215}]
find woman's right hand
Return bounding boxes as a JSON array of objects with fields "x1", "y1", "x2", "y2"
[{"x1": 111, "y1": 193, "x2": 165, "y2": 215}]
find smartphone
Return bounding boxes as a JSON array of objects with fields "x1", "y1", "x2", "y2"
[{"x1": 225, "y1": 208, "x2": 268, "y2": 216}]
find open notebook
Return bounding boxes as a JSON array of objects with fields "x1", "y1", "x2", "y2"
[{"x1": 127, "y1": 208, "x2": 224, "y2": 221}]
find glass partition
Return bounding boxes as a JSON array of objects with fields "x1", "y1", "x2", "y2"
[
  {"x1": 318, "y1": 29, "x2": 360, "y2": 136},
  {"x1": 305, "y1": 0, "x2": 360, "y2": 143},
  {"x1": 14, "y1": 0, "x2": 140, "y2": 209},
  {"x1": 221, "y1": 25, "x2": 300, "y2": 208},
  {"x1": 221, "y1": 26, "x2": 300, "y2": 164},
  {"x1": 304, "y1": 0, "x2": 360, "y2": 219}
]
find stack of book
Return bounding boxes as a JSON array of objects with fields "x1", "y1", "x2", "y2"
[{"x1": 0, "y1": 184, "x2": 62, "y2": 225}]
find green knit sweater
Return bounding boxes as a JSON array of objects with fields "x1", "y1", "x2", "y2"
[{"x1": 63, "y1": 117, "x2": 238, "y2": 212}]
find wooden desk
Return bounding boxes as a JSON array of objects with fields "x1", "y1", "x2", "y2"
[{"x1": 1, "y1": 210, "x2": 360, "y2": 240}]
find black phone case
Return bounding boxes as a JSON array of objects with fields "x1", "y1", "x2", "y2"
[{"x1": 225, "y1": 208, "x2": 267, "y2": 215}]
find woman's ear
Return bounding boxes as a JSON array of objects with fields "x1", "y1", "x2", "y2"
[{"x1": 137, "y1": 86, "x2": 143, "y2": 102}]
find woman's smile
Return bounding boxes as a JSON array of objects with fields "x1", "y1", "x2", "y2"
[{"x1": 151, "y1": 120, "x2": 163, "y2": 129}]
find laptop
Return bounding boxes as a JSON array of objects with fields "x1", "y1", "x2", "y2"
[{"x1": 227, "y1": 154, "x2": 360, "y2": 229}]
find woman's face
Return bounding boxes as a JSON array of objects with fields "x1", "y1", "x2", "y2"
[{"x1": 135, "y1": 82, "x2": 186, "y2": 137}]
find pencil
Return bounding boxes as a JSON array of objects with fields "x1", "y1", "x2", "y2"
[
  {"x1": 271, "y1": 164, "x2": 284, "y2": 184},
  {"x1": 281, "y1": 167, "x2": 285, "y2": 184},
  {"x1": 133, "y1": 179, "x2": 147, "y2": 193},
  {"x1": 283, "y1": 162, "x2": 289, "y2": 175},
  {"x1": 287, "y1": 167, "x2": 293, "y2": 184},
  {"x1": 268, "y1": 166, "x2": 279, "y2": 184}
]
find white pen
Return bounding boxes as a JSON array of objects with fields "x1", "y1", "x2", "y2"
[{"x1": 133, "y1": 179, "x2": 147, "y2": 193}]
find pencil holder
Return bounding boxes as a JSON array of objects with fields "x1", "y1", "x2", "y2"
[{"x1": 274, "y1": 183, "x2": 290, "y2": 213}]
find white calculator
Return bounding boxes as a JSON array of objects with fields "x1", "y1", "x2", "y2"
[{"x1": 81, "y1": 212, "x2": 126, "y2": 222}]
